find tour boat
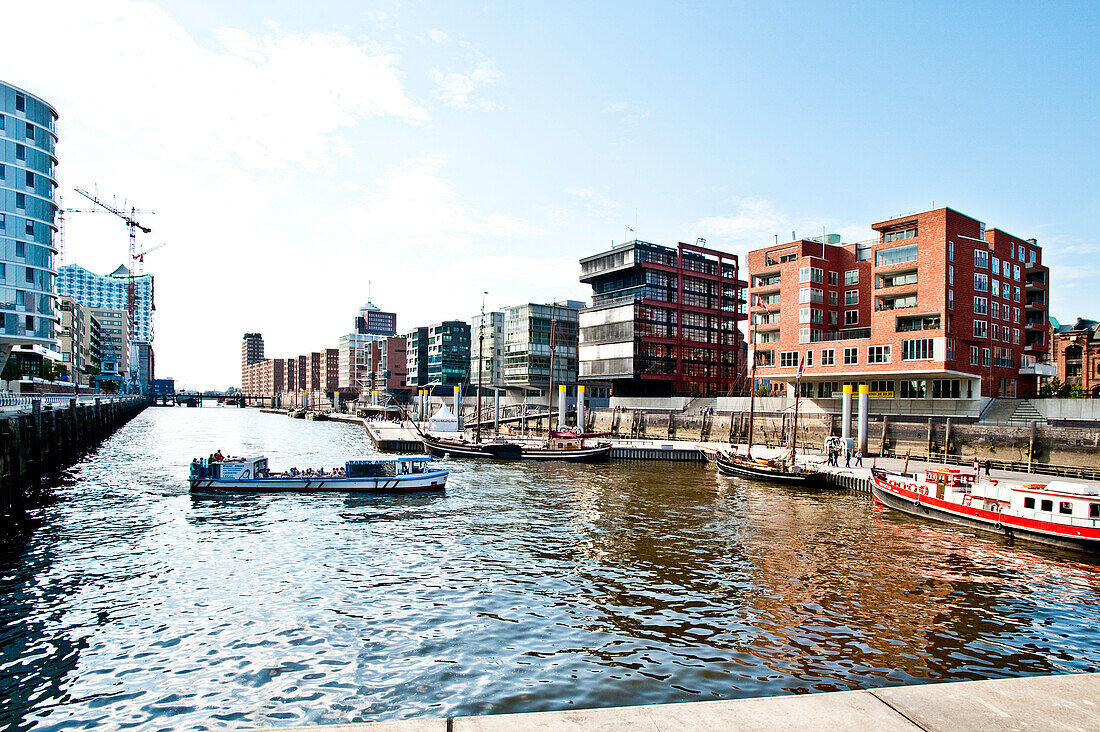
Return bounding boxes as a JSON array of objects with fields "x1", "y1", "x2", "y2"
[
  {"x1": 421, "y1": 431, "x2": 612, "y2": 462},
  {"x1": 189, "y1": 455, "x2": 448, "y2": 492},
  {"x1": 870, "y1": 466, "x2": 1100, "y2": 553}
]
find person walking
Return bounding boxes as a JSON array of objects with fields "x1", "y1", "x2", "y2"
[
  {"x1": 985, "y1": 459, "x2": 991, "y2": 477},
  {"x1": 855, "y1": 449, "x2": 863, "y2": 467},
  {"x1": 844, "y1": 447, "x2": 851, "y2": 468}
]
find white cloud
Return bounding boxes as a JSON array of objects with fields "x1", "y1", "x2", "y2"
[
  {"x1": 430, "y1": 59, "x2": 503, "y2": 110},
  {"x1": 428, "y1": 29, "x2": 450, "y2": 43}
]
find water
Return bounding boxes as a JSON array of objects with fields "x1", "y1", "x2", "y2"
[{"x1": 2, "y1": 407, "x2": 1099, "y2": 730}]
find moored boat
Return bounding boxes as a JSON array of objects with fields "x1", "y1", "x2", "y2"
[
  {"x1": 870, "y1": 466, "x2": 1100, "y2": 553},
  {"x1": 713, "y1": 451, "x2": 811, "y2": 483},
  {"x1": 421, "y1": 432, "x2": 612, "y2": 462},
  {"x1": 189, "y1": 454, "x2": 448, "y2": 492}
]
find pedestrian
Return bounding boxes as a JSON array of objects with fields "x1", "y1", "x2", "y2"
[
  {"x1": 844, "y1": 447, "x2": 851, "y2": 468},
  {"x1": 985, "y1": 459, "x2": 991, "y2": 476},
  {"x1": 973, "y1": 457, "x2": 980, "y2": 475},
  {"x1": 855, "y1": 449, "x2": 863, "y2": 467}
]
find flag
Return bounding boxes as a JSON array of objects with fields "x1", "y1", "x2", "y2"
[
  {"x1": 755, "y1": 294, "x2": 771, "y2": 313},
  {"x1": 797, "y1": 355, "x2": 805, "y2": 380}
]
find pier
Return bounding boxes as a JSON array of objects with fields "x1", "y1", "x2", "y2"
[{"x1": 244, "y1": 672, "x2": 1100, "y2": 731}]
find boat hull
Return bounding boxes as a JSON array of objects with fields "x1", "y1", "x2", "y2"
[
  {"x1": 423, "y1": 437, "x2": 611, "y2": 462},
  {"x1": 714, "y1": 455, "x2": 809, "y2": 484},
  {"x1": 870, "y1": 471, "x2": 1100, "y2": 553},
  {"x1": 189, "y1": 470, "x2": 448, "y2": 493}
]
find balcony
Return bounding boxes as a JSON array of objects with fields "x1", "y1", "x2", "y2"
[
  {"x1": 805, "y1": 328, "x2": 871, "y2": 342},
  {"x1": 1024, "y1": 300, "x2": 1046, "y2": 311},
  {"x1": 754, "y1": 321, "x2": 782, "y2": 331}
]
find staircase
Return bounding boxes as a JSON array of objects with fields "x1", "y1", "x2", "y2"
[
  {"x1": 682, "y1": 396, "x2": 716, "y2": 414},
  {"x1": 978, "y1": 398, "x2": 1047, "y2": 427}
]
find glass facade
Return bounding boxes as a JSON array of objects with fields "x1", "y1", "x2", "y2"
[{"x1": 1, "y1": 81, "x2": 59, "y2": 345}]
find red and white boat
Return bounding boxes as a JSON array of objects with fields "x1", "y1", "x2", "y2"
[{"x1": 870, "y1": 466, "x2": 1100, "y2": 553}]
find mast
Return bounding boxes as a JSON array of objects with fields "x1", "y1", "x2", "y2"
[
  {"x1": 476, "y1": 293, "x2": 486, "y2": 444},
  {"x1": 746, "y1": 314, "x2": 757, "y2": 459},
  {"x1": 790, "y1": 365, "x2": 801, "y2": 468},
  {"x1": 547, "y1": 302, "x2": 556, "y2": 443}
]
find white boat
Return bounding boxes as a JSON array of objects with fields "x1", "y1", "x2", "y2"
[
  {"x1": 871, "y1": 466, "x2": 1100, "y2": 553},
  {"x1": 189, "y1": 455, "x2": 448, "y2": 493}
]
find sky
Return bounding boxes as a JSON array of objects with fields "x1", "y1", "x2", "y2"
[{"x1": 2, "y1": 0, "x2": 1097, "y2": 389}]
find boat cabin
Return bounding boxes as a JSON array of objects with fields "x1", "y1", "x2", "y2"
[
  {"x1": 548, "y1": 434, "x2": 584, "y2": 450},
  {"x1": 1009, "y1": 481, "x2": 1100, "y2": 522},
  {"x1": 923, "y1": 468, "x2": 975, "y2": 500},
  {"x1": 345, "y1": 455, "x2": 434, "y2": 478},
  {"x1": 192, "y1": 456, "x2": 268, "y2": 480}
]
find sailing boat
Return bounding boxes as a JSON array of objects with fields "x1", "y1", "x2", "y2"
[
  {"x1": 418, "y1": 300, "x2": 611, "y2": 461},
  {"x1": 713, "y1": 298, "x2": 809, "y2": 483}
]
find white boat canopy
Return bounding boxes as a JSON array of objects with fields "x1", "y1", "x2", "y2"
[{"x1": 429, "y1": 404, "x2": 460, "y2": 432}]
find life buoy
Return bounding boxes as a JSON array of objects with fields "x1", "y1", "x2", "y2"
[
  {"x1": 990, "y1": 502, "x2": 1002, "y2": 513},
  {"x1": 963, "y1": 495, "x2": 972, "y2": 507},
  {"x1": 919, "y1": 486, "x2": 929, "y2": 496}
]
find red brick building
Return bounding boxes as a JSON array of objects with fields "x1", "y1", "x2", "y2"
[
  {"x1": 368, "y1": 336, "x2": 408, "y2": 394},
  {"x1": 1051, "y1": 318, "x2": 1100, "y2": 397},
  {"x1": 578, "y1": 240, "x2": 748, "y2": 396},
  {"x1": 746, "y1": 207, "x2": 1049, "y2": 405}
]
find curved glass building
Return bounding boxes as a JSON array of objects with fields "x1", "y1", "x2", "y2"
[{"x1": 0, "y1": 81, "x2": 59, "y2": 350}]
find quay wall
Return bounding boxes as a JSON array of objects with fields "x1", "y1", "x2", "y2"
[{"x1": 0, "y1": 396, "x2": 149, "y2": 522}]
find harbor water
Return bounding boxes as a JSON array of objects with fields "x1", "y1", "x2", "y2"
[{"x1": 2, "y1": 407, "x2": 1100, "y2": 730}]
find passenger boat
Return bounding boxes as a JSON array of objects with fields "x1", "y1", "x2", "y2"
[
  {"x1": 870, "y1": 466, "x2": 1100, "y2": 553},
  {"x1": 421, "y1": 431, "x2": 612, "y2": 462},
  {"x1": 189, "y1": 455, "x2": 448, "y2": 492}
]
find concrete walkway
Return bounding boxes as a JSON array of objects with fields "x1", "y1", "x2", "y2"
[{"x1": 242, "y1": 672, "x2": 1100, "y2": 731}]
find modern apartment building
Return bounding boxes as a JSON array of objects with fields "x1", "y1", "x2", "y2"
[
  {"x1": 502, "y1": 301, "x2": 582, "y2": 397},
  {"x1": 746, "y1": 207, "x2": 1050, "y2": 403},
  {"x1": 90, "y1": 307, "x2": 128, "y2": 378},
  {"x1": 470, "y1": 310, "x2": 504, "y2": 390},
  {"x1": 337, "y1": 301, "x2": 397, "y2": 390},
  {"x1": 354, "y1": 301, "x2": 397, "y2": 336},
  {"x1": 578, "y1": 240, "x2": 748, "y2": 396},
  {"x1": 57, "y1": 295, "x2": 88, "y2": 383},
  {"x1": 407, "y1": 321, "x2": 470, "y2": 391},
  {"x1": 1, "y1": 81, "x2": 60, "y2": 368},
  {"x1": 367, "y1": 336, "x2": 408, "y2": 394}
]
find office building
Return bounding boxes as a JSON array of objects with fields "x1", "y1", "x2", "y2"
[
  {"x1": 367, "y1": 336, "x2": 408, "y2": 394},
  {"x1": 354, "y1": 301, "x2": 397, "y2": 336},
  {"x1": 338, "y1": 301, "x2": 396, "y2": 389},
  {"x1": 470, "y1": 310, "x2": 504, "y2": 390},
  {"x1": 578, "y1": 240, "x2": 748, "y2": 396},
  {"x1": 501, "y1": 301, "x2": 582, "y2": 397},
  {"x1": 405, "y1": 326, "x2": 429, "y2": 389},
  {"x1": 745, "y1": 207, "x2": 1050, "y2": 401},
  {"x1": 57, "y1": 295, "x2": 88, "y2": 384},
  {"x1": 1, "y1": 81, "x2": 60, "y2": 371},
  {"x1": 90, "y1": 307, "x2": 128, "y2": 379},
  {"x1": 407, "y1": 321, "x2": 469, "y2": 391}
]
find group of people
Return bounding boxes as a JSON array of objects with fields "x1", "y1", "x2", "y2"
[
  {"x1": 827, "y1": 445, "x2": 862, "y2": 468},
  {"x1": 281, "y1": 466, "x2": 346, "y2": 478}
]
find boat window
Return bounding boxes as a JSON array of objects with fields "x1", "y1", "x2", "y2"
[
  {"x1": 1024, "y1": 497, "x2": 1035, "y2": 509},
  {"x1": 1059, "y1": 502, "x2": 1073, "y2": 515},
  {"x1": 1091, "y1": 504, "x2": 1100, "y2": 519},
  {"x1": 1040, "y1": 499, "x2": 1053, "y2": 512},
  {"x1": 347, "y1": 463, "x2": 394, "y2": 478}
]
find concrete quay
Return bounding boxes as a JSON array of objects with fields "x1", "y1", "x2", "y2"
[{"x1": 243, "y1": 672, "x2": 1100, "y2": 731}]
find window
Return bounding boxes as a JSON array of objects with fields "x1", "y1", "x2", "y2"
[
  {"x1": 1013, "y1": 307, "x2": 1020, "y2": 323},
  {"x1": 947, "y1": 265, "x2": 953, "y2": 286},
  {"x1": 829, "y1": 291, "x2": 838, "y2": 305},
  {"x1": 992, "y1": 256, "x2": 999, "y2": 273},
  {"x1": 992, "y1": 278, "x2": 999, "y2": 296},
  {"x1": 16, "y1": 94, "x2": 25, "y2": 112},
  {"x1": 973, "y1": 320, "x2": 987, "y2": 338},
  {"x1": 970, "y1": 346, "x2": 979, "y2": 365},
  {"x1": 25, "y1": 171, "x2": 34, "y2": 188},
  {"x1": 780, "y1": 351, "x2": 799, "y2": 367},
  {"x1": 991, "y1": 301, "x2": 1000, "y2": 319},
  {"x1": 798, "y1": 307, "x2": 823, "y2": 323},
  {"x1": 1003, "y1": 260, "x2": 1011, "y2": 278},
  {"x1": 1014, "y1": 286, "x2": 1020, "y2": 302},
  {"x1": 1013, "y1": 328, "x2": 1020, "y2": 344},
  {"x1": 843, "y1": 347, "x2": 858, "y2": 365},
  {"x1": 902, "y1": 338, "x2": 934, "y2": 360},
  {"x1": 16, "y1": 144, "x2": 25, "y2": 161},
  {"x1": 0, "y1": 213, "x2": 4, "y2": 231},
  {"x1": 948, "y1": 289, "x2": 954, "y2": 310},
  {"x1": 24, "y1": 267, "x2": 33, "y2": 283},
  {"x1": 868, "y1": 345, "x2": 891, "y2": 363},
  {"x1": 974, "y1": 273, "x2": 988, "y2": 292},
  {"x1": 932, "y1": 379, "x2": 960, "y2": 398},
  {"x1": 973, "y1": 297, "x2": 987, "y2": 314},
  {"x1": 975, "y1": 250, "x2": 989, "y2": 268},
  {"x1": 15, "y1": 241, "x2": 24, "y2": 257},
  {"x1": 880, "y1": 270, "x2": 918, "y2": 288},
  {"x1": 818, "y1": 381, "x2": 839, "y2": 398},
  {"x1": 828, "y1": 271, "x2": 838, "y2": 286},
  {"x1": 844, "y1": 309, "x2": 859, "y2": 325},
  {"x1": 875, "y1": 244, "x2": 919, "y2": 267},
  {"x1": 899, "y1": 379, "x2": 926, "y2": 398},
  {"x1": 845, "y1": 290, "x2": 859, "y2": 305},
  {"x1": 1040, "y1": 499, "x2": 1053, "y2": 512},
  {"x1": 806, "y1": 351, "x2": 813, "y2": 367},
  {"x1": 0, "y1": 113, "x2": 4, "y2": 130},
  {"x1": 1059, "y1": 502, "x2": 1073, "y2": 515},
  {"x1": 799, "y1": 266, "x2": 823, "y2": 283},
  {"x1": 25, "y1": 221, "x2": 33, "y2": 236},
  {"x1": 844, "y1": 269, "x2": 859, "y2": 285},
  {"x1": 1013, "y1": 264, "x2": 1020, "y2": 281},
  {"x1": 25, "y1": 122, "x2": 34, "y2": 140},
  {"x1": 982, "y1": 348, "x2": 991, "y2": 367},
  {"x1": 821, "y1": 349, "x2": 835, "y2": 366},
  {"x1": 871, "y1": 380, "x2": 894, "y2": 394},
  {"x1": 948, "y1": 241, "x2": 954, "y2": 261},
  {"x1": 1024, "y1": 497, "x2": 1035, "y2": 509},
  {"x1": 25, "y1": 315, "x2": 33, "y2": 330},
  {"x1": 883, "y1": 226, "x2": 917, "y2": 242},
  {"x1": 1091, "y1": 504, "x2": 1100, "y2": 519}
]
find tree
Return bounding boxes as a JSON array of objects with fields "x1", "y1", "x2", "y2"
[{"x1": 2, "y1": 358, "x2": 21, "y2": 382}]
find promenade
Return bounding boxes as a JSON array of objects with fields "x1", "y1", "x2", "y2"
[{"x1": 245, "y1": 672, "x2": 1100, "y2": 731}]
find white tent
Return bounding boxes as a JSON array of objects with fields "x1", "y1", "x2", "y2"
[{"x1": 429, "y1": 404, "x2": 460, "y2": 433}]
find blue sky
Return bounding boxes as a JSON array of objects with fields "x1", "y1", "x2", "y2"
[{"x1": 3, "y1": 1, "x2": 1097, "y2": 387}]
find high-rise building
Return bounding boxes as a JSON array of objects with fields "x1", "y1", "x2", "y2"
[
  {"x1": 367, "y1": 336, "x2": 408, "y2": 394},
  {"x1": 241, "y1": 332, "x2": 264, "y2": 390},
  {"x1": 1, "y1": 81, "x2": 60, "y2": 371},
  {"x1": 407, "y1": 322, "x2": 469, "y2": 391},
  {"x1": 57, "y1": 296, "x2": 88, "y2": 384},
  {"x1": 90, "y1": 307, "x2": 128, "y2": 378},
  {"x1": 405, "y1": 326, "x2": 429, "y2": 389},
  {"x1": 354, "y1": 301, "x2": 397, "y2": 336},
  {"x1": 578, "y1": 240, "x2": 748, "y2": 396},
  {"x1": 745, "y1": 207, "x2": 1050, "y2": 400},
  {"x1": 338, "y1": 301, "x2": 397, "y2": 389}
]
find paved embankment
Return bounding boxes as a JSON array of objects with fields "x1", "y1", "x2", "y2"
[{"x1": 243, "y1": 672, "x2": 1100, "y2": 731}]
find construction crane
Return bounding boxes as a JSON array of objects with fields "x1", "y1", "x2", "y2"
[{"x1": 72, "y1": 186, "x2": 154, "y2": 331}]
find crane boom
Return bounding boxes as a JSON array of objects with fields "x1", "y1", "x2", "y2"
[{"x1": 73, "y1": 186, "x2": 153, "y2": 233}]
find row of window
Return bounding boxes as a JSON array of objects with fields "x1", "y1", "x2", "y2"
[{"x1": 768, "y1": 339, "x2": 936, "y2": 369}]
